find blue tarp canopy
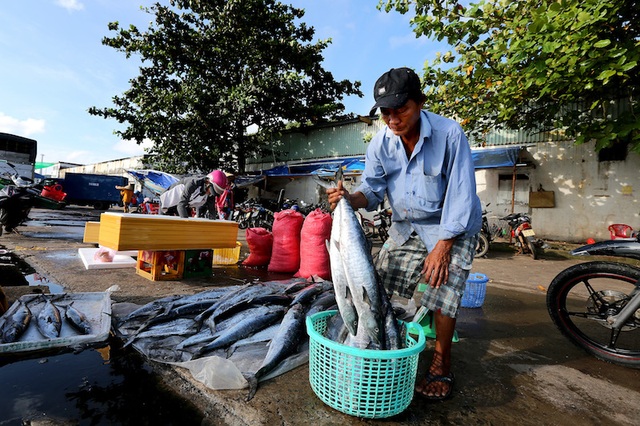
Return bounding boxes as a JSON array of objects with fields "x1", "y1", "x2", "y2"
[
  {"x1": 261, "y1": 146, "x2": 521, "y2": 177},
  {"x1": 235, "y1": 175, "x2": 265, "y2": 188},
  {"x1": 126, "y1": 169, "x2": 179, "y2": 196},
  {"x1": 263, "y1": 157, "x2": 365, "y2": 178},
  {"x1": 471, "y1": 146, "x2": 521, "y2": 169}
]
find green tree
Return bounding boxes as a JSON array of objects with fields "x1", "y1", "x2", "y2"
[
  {"x1": 382, "y1": 0, "x2": 640, "y2": 152},
  {"x1": 89, "y1": 0, "x2": 362, "y2": 174}
]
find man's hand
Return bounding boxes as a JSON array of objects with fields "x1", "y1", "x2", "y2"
[
  {"x1": 326, "y1": 181, "x2": 368, "y2": 211},
  {"x1": 421, "y1": 239, "x2": 455, "y2": 288},
  {"x1": 326, "y1": 180, "x2": 350, "y2": 210}
]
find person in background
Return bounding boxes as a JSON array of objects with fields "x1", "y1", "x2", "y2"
[
  {"x1": 115, "y1": 183, "x2": 135, "y2": 213},
  {"x1": 160, "y1": 170, "x2": 227, "y2": 218},
  {"x1": 326, "y1": 67, "x2": 482, "y2": 401},
  {"x1": 215, "y1": 173, "x2": 235, "y2": 220}
]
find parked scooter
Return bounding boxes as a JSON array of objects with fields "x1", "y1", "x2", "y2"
[
  {"x1": 500, "y1": 212, "x2": 543, "y2": 259},
  {"x1": 475, "y1": 204, "x2": 492, "y2": 258},
  {"x1": 547, "y1": 235, "x2": 640, "y2": 367},
  {"x1": 373, "y1": 207, "x2": 392, "y2": 242},
  {"x1": 0, "y1": 169, "x2": 40, "y2": 236}
]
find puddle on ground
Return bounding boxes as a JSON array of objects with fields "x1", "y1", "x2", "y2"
[
  {"x1": 42, "y1": 250, "x2": 78, "y2": 261},
  {"x1": 0, "y1": 339, "x2": 204, "y2": 425},
  {"x1": 23, "y1": 272, "x2": 65, "y2": 294},
  {"x1": 19, "y1": 231, "x2": 84, "y2": 240}
]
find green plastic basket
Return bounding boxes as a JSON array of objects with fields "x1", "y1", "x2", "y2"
[{"x1": 306, "y1": 310, "x2": 426, "y2": 419}]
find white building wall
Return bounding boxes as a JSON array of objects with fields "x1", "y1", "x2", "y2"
[{"x1": 475, "y1": 140, "x2": 639, "y2": 243}]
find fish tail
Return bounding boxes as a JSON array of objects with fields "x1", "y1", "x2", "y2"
[{"x1": 245, "y1": 374, "x2": 259, "y2": 402}]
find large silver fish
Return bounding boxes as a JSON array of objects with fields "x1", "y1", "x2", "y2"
[
  {"x1": 1, "y1": 300, "x2": 32, "y2": 343},
  {"x1": 326, "y1": 198, "x2": 359, "y2": 336},
  {"x1": 35, "y1": 298, "x2": 62, "y2": 339},
  {"x1": 332, "y1": 196, "x2": 384, "y2": 344},
  {"x1": 245, "y1": 303, "x2": 307, "y2": 401},
  {"x1": 194, "y1": 284, "x2": 274, "y2": 327},
  {"x1": 193, "y1": 305, "x2": 286, "y2": 358}
]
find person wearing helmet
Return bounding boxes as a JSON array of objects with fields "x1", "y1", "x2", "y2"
[{"x1": 160, "y1": 170, "x2": 227, "y2": 218}]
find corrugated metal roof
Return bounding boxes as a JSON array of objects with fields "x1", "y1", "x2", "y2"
[
  {"x1": 249, "y1": 117, "x2": 384, "y2": 165},
  {"x1": 250, "y1": 115, "x2": 577, "y2": 166}
]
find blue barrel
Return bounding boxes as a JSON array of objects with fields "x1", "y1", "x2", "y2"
[{"x1": 460, "y1": 272, "x2": 489, "y2": 308}]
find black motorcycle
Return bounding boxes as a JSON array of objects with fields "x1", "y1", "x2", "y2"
[
  {"x1": 373, "y1": 207, "x2": 392, "y2": 242},
  {"x1": 547, "y1": 236, "x2": 640, "y2": 368},
  {"x1": 475, "y1": 204, "x2": 492, "y2": 258},
  {"x1": 0, "y1": 176, "x2": 39, "y2": 236}
]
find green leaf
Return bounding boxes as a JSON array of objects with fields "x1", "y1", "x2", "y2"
[
  {"x1": 593, "y1": 39, "x2": 611, "y2": 48},
  {"x1": 596, "y1": 69, "x2": 616, "y2": 81}
]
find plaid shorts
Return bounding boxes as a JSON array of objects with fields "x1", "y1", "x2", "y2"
[{"x1": 374, "y1": 233, "x2": 477, "y2": 318}]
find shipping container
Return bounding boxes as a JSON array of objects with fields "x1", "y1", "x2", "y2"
[{"x1": 61, "y1": 173, "x2": 129, "y2": 210}]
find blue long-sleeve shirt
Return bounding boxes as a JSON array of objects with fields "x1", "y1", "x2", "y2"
[{"x1": 356, "y1": 110, "x2": 482, "y2": 252}]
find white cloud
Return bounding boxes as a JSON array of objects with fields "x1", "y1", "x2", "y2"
[
  {"x1": 114, "y1": 138, "x2": 154, "y2": 156},
  {"x1": 55, "y1": 0, "x2": 84, "y2": 12},
  {"x1": 0, "y1": 112, "x2": 46, "y2": 136}
]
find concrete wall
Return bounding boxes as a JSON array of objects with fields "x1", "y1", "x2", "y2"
[{"x1": 475, "y1": 140, "x2": 639, "y2": 243}]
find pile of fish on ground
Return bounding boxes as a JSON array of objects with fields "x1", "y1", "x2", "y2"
[
  {"x1": 1, "y1": 294, "x2": 92, "y2": 344},
  {"x1": 114, "y1": 277, "x2": 336, "y2": 400}
]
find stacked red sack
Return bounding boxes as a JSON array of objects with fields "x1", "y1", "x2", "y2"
[
  {"x1": 242, "y1": 208, "x2": 333, "y2": 280},
  {"x1": 294, "y1": 208, "x2": 332, "y2": 280}
]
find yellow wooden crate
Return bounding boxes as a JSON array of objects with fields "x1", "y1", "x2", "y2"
[
  {"x1": 83, "y1": 221, "x2": 101, "y2": 243},
  {"x1": 97, "y1": 213, "x2": 238, "y2": 251}
]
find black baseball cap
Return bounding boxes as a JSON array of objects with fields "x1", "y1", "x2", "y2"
[{"x1": 370, "y1": 67, "x2": 422, "y2": 115}]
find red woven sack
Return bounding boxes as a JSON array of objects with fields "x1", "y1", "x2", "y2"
[
  {"x1": 295, "y1": 209, "x2": 332, "y2": 280},
  {"x1": 242, "y1": 227, "x2": 273, "y2": 267},
  {"x1": 268, "y1": 209, "x2": 304, "y2": 273}
]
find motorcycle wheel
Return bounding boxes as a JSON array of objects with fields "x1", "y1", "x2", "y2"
[
  {"x1": 377, "y1": 225, "x2": 389, "y2": 242},
  {"x1": 547, "y1": 261, "x2": 640, "y2": 368},
  {"x1": 526, "y1": 237, "x2": 539, "y2": 260},
  {"x1": 475, "y1": 233, "x2": 490, "y2": 258},
  {"x1": 238, "y1": 220, "x2": 248, "y2": 230}
]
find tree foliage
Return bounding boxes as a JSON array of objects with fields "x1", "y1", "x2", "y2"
[
  {"x1": 381, "y1": 0, "x2": 640, "y2": 153},
  {"x1": 89, "y1": 0, "x2": 362, "y2": 174}
]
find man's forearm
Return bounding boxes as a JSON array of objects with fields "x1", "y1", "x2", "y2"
[{"x1": 348, "y1": 191, "x2": 368, "y2": 210}]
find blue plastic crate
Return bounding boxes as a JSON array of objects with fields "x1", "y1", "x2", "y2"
[{"x1": 460, "y1": 272, "x2": 488, "y2": 308}]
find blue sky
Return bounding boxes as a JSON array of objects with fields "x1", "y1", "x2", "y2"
[{"x1": 0, "y1": 0, "x2": 444, "y2": 165}]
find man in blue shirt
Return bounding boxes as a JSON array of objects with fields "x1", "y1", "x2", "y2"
[{"x1": 327, "y1": 67, "x2": 482, "y2": 401}]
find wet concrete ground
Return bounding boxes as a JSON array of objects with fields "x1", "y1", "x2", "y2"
[{"x1": 1, "y1": 207, "x2": 640, "y2": 425}]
